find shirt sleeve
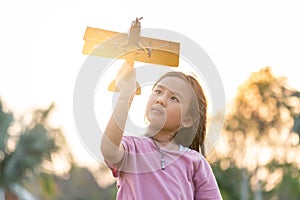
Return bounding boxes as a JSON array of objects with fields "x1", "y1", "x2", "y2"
[
  {"x1": 104, "y1": 136, "x2": 131, "y2": 178},
  {"x1": 193, "y1": 156, "x2": 222, "y2": 200},
  {"x1": 105, "y1": 158, "x2": 121, "y2": 178}
]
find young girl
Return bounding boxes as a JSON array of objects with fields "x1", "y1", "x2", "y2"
[{"x1": 101, "y1": 62, "x2": 222, "y2": 199}]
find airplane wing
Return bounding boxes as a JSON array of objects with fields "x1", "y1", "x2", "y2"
[{"x1": 82, "y1": 27, "x2": 180, "y2": 67}]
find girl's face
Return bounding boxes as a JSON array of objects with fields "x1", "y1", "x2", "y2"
[{"x1": 145, "y1": 76, "x2": 194, "y2": 133}]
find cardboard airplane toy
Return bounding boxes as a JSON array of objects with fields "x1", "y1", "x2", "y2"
[{"x1": 82, "y1": 17, "x2": 180, "y2": 94}]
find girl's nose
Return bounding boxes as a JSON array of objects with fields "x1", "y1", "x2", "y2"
[{"x1": 156, "y1": 96, "x2": 166, "y2": 106}]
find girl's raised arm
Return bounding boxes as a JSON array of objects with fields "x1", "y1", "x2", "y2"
[{"x1": 100, "y1": 62, "x2": 136, "y2": 164}]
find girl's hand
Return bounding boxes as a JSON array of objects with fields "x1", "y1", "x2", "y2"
[{"x1": 115, "y1": 62, "x2": 136, "y2": 99}]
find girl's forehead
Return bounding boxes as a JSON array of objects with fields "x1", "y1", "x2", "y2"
[{"x1": 156, "y1": 76, "x2": 194, "y2": 97}]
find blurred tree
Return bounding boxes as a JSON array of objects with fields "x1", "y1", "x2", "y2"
[
  {"x1": 52, "y1": 166, "x2": 117, "y2": 200},
  {"x1": 209, "y1": 67, "x2": 300, "y2": 200},
  {"x1": 0, "y1": 99, "x2": 73, "y2": 199}
]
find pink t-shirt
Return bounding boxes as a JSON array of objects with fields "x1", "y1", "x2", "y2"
[{"x1": 106, "y1": 136, "x2": 222, "y2": 200}]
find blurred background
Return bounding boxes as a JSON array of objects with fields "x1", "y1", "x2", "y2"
[{"x1": 1, "y1": 0, "x2": 300, "y2": 199}]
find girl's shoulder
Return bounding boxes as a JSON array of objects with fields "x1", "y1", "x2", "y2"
[
  {"x1": 122, "y1": 135, "x2": 155, "y2": 152},
  {"x1": 123, "y1": 135, "x2": 152, "y2": 144},
  {"x1": 179, "y1": 145, "x2": 207, "y2": 163}
]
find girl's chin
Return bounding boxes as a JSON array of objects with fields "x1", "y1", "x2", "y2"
[
  {"x1": 147, "y1": 113, "x2": 166, "y2": 123},
  {"x1": 146, "y1": 123, "x2": 164, "y2": 136}
]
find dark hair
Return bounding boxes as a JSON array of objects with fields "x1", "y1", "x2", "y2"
[{"x1": 153, "y1": 71, "x2": 207, "y2": 155}]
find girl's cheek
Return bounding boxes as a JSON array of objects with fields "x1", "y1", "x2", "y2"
[{"x1": 145, "y1": 101, "x2": 153, "y2": 116}]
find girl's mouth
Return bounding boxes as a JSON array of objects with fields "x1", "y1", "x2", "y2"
[{"x1": 150, "y1": 105, "x2": 164, "y2": 115}]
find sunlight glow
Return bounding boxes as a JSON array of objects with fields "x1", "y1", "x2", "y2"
[{"x1": 1, "y1": 1, "x2": 300, "y2": 174}]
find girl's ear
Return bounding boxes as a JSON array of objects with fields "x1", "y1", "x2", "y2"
[{"x1": 182, "y1": 115, "x2": 194, "y2": 128}]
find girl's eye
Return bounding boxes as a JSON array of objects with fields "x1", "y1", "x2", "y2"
[
  {"x1": 170, "y1": 96, "x2": 179, "y2": 102},
  {"x1": 153, "y1": 89, "x2": 161, "y2": 94}
]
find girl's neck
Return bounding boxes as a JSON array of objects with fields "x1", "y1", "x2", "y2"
[
  {"x1": 151, "y1": 135, "x2": 171, "y2": 145},
  {"x1": 146, "y1": 128, "x2": 178, "y2": 149},
  {"x1": 150, "y1": 136, "x2": 179, "y2": 150},
  {"x1": 146, "y1": 127, "x2": 174, "y2": 140}
]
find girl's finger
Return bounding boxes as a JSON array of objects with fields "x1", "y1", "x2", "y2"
[{"x1": 117, "y1": 63, "x2": 132, "y2": 80}]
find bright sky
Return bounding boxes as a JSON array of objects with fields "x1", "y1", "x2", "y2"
[{"x1": 1, "y1": 0, "x2": 300, "y2": 168}]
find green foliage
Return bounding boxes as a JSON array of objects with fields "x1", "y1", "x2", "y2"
[
  {"x1": 213, "y1": 67, "x2": 300, "y2": 199},
  {"x1": 33, "y1": 167, "x2": 117, "y2": 200},
  {"x1": 0, "y1": 99, "x2": 114, "y2": 199},
  {"x1": 1, "y1": 125, "x2": 56, "y2": 186},
  {"x1": 292, "y1": 115, "x2": 300, "y2": 136},
  {"x1": 37, "y1": 173, "x2": 58, "y2": 199},
  {"x1": 263, "y1": 161, "x2": 300, "y2": 200},
  {"x1": 0, "y1": 99, "x2": 58, "y2": 189},
  {"x1": 211, "y1": 161, "x2": 241, "y2": 200},
  {"x1": 0, "y1": 101, "x2": 13, "y2": 152}
]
